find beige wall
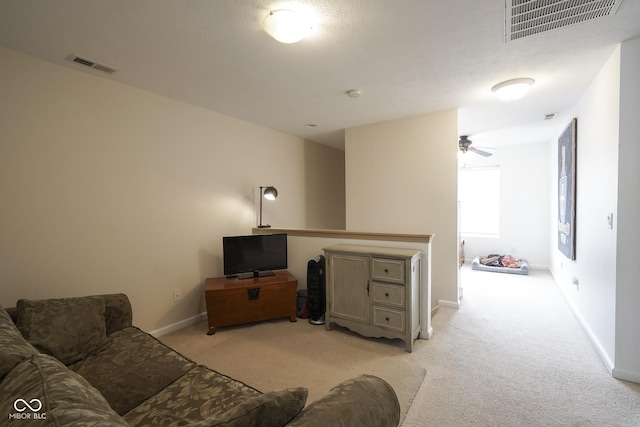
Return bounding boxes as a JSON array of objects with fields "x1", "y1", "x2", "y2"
[
  {"x1": 301, "y1": 140, "x2": 345, "y2": 229},
  {"x1": 0, "y1": 46, "x2": 344, "y2": 332},
  {"x1": 345, "y1": 111, "x2": 459, "y2": 307}
]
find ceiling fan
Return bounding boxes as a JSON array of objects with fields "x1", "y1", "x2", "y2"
[{"x1": 458, "y1": 135, "x2": 495, "y2": 157}]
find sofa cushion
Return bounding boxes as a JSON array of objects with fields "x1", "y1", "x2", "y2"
[
  {"x1": 200, "y1": 387, "x2": 308, "y2": 427},
  {"x1": 287, "y1": 375, "x2": 401, "y2": 427},
  {"x1": 124, "y1": 364, "x2": 306, "y2": 427},
  {"x1": 69, "y1": 326, "x2": 198, "y2": 415},
  {"x1": 123, "y1": 365, "x2": 264, "y2": 426},
  {"x1": 0, "y1": 305, "x2": 38, "y2": 380},
  {"x1": 16, "y1": 296, "x2": 109, "y2": 365},
  {"x1": 0, "y1": 353, "x2": 127, "y2": 426}
]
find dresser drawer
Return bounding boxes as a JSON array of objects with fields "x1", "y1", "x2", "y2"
[
  {"x1": 372, "y1": 307, "x2": 405, "y2": 332},
  {"x1": 371, "y1": 258, "x2": 404, "y2": 283},
  {"x1": 371, "y1": 282, "x2": 405, "y2": 308}
]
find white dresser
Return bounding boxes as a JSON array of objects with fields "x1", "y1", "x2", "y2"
[{"x1": 323, "y1": 244, "x2": 422, "y2": 352}]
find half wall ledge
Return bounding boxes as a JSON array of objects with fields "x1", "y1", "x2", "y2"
[{"x1": 252, "y1": 227, "x2": 433, "y2": 244}]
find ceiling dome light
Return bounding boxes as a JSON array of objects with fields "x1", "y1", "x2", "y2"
[
  {"x1": 491, "y1": 78, "x2": 534, "y2": 101},
  {"x1": 263, "y1": 9, "x2": 313, "y2": 44}
]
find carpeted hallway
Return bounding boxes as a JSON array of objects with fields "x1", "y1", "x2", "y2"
[{"x1": 400, "y1": 266, "x2": 640, "y2": 426}]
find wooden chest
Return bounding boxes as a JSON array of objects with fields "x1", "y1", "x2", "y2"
[{"x1": 204, "y1": 270, "x2": 297, "y2": 335}]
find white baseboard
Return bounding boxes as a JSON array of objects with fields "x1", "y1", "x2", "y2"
[
  {"x1": 528, "y1": 264, "x2": 550, "y2": 270},
  {"x1": 438, "y1": 299, "x2": 460, "y2": 309},
  {"x1": 572, "y1": 308, "x2": 615, "y2": 372},
  {"x1": 612, "y1": 367, "x2": 640, "y2": 384},
  {"x1": 150, "y1": 312, "x2": 207, "y2": 338},
  {"x1": 462, "y1": 259, "x2": 549, "y2": 271},
  {"x1": 552, "y1": 277, "x2": 615, "y2": 373},
  {"x1": 420, "y1": 326, "x2": 433, "y2": 340}
]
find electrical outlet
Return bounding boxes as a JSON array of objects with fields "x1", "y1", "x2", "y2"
[{"x1": 173, "y1": 289, "x2": 181, "y2": 302}]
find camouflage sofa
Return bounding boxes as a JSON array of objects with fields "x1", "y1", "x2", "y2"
[{"x1": 0, "y1": 294, "x2": 400, "y2": 426}]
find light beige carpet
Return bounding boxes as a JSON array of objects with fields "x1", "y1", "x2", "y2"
[
  {"x1": 162, "y1": 266, "x2": 640, "y2": 426},
  {"x1": 401, "y1": 266, "x2": 640, "y2": 426},
  {"x1": 162, "y1": 319, "x2": 425, "y2": 423}
]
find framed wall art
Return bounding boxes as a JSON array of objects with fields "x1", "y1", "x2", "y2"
[{"x1": 558, "y1": 118, "x2": 577, "y2": 260}]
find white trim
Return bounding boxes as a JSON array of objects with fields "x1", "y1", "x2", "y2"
[
  {"x1": 612, "y1": 367, "x2": 640, "y2": 384},
  {"x1": 462, "y1": 259, "x2": 549, "y2": 271},
  {"x1": 528, "y1": 264, "x2": 550, "y2": 270},
  {"x1": 149, "y1": 312, "x2": 207, "y2": 338},
  {"x1": 420, "y1": 326, "x2": 433, "y2": 340},
  {"x1": 552, "y1": 275, "x2": 615, "y2": 373},
  {"x1": 438, "y1": 299, "x2": 461, "y2": 309}
]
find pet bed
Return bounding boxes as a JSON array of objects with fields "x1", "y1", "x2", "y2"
[{"x1": 472, "y1": 255, "x2": 529, "y2": 275}]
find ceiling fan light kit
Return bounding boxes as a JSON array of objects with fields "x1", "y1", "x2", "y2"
[
  {"x1": 491, "y1": 78, "x2": 534, "y2": 101},
  {"x1": 263, "y1": 9, "x2": 313, "y2": 44}
]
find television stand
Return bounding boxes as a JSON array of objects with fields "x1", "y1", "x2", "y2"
[{"x1": 205, "y1": 270, "x2": 297, "y2": 335}]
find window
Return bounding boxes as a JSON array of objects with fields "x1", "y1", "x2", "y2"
[{"x1": 458, "y1": 166, "x2": 500, "y2": 236}]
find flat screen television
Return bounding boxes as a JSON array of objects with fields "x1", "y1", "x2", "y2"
[{"x1": 223, "y1": 233, "x2": 287, "y2": 279}]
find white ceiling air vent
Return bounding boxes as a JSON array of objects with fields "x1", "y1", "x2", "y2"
[
  {"x1": 66, "y1": 54, "x2": 118, "y2": 74},
  {"x1": 505, "y1": 0, "x2": 624, "y2": 42}
]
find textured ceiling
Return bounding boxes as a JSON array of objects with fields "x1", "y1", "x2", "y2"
[{"x1": 1, "y1": 0, "x2": 639, "y2": 150}]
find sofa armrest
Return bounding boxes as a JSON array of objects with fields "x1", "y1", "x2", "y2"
[
  {"x1": 286, "y1": 375, "x2": 400, "y2": 427},
  {"x1": 98, "y1": 294, "x2": 133, "y2": 335}
]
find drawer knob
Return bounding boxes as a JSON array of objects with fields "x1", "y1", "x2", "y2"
[
  {"x1": 385, "y1": 293, "x2": 389, "y2": 297},
  {"x1": 384, "y1": 269, "x2": 389, "y2": 273},
  {"x1": 385, "y1": 317, "x2": 390, "y2": 322}
]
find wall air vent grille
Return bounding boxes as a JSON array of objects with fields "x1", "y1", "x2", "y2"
[
  {"x1": 66, "y1": 54, "x2": 118, "y2": 74},
  {"x1": 505, "y1": 0, "x2": 624, "y2": 42}
]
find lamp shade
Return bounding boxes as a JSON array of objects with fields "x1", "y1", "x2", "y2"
[
  {"x1": 263, "y1": 186, "x2": 278, "y2": 200},
  {"x1": 491, "y1": 78, "x2": 534, "y2": 101},
  {"x1": 263, "y1": 9, "x2": 313, "y2": 44}
]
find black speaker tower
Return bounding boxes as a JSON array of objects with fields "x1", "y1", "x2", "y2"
[{"x1": 306, "y1": 255, "x2": 325, "y2": 325}]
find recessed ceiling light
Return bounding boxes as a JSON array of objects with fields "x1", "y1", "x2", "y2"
[
  {"x1": 491, "y1": 78, "x2": 534, "y2": 101},
  {"x1": 263, "y1": 9, "x2": 313, "y2": 44},
  {"x1": 305, "y1": 123, "x2": 317, "y2": 128},
  {"x1": 346, "y1": 90, "x2": 362, "y2": 98}
]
